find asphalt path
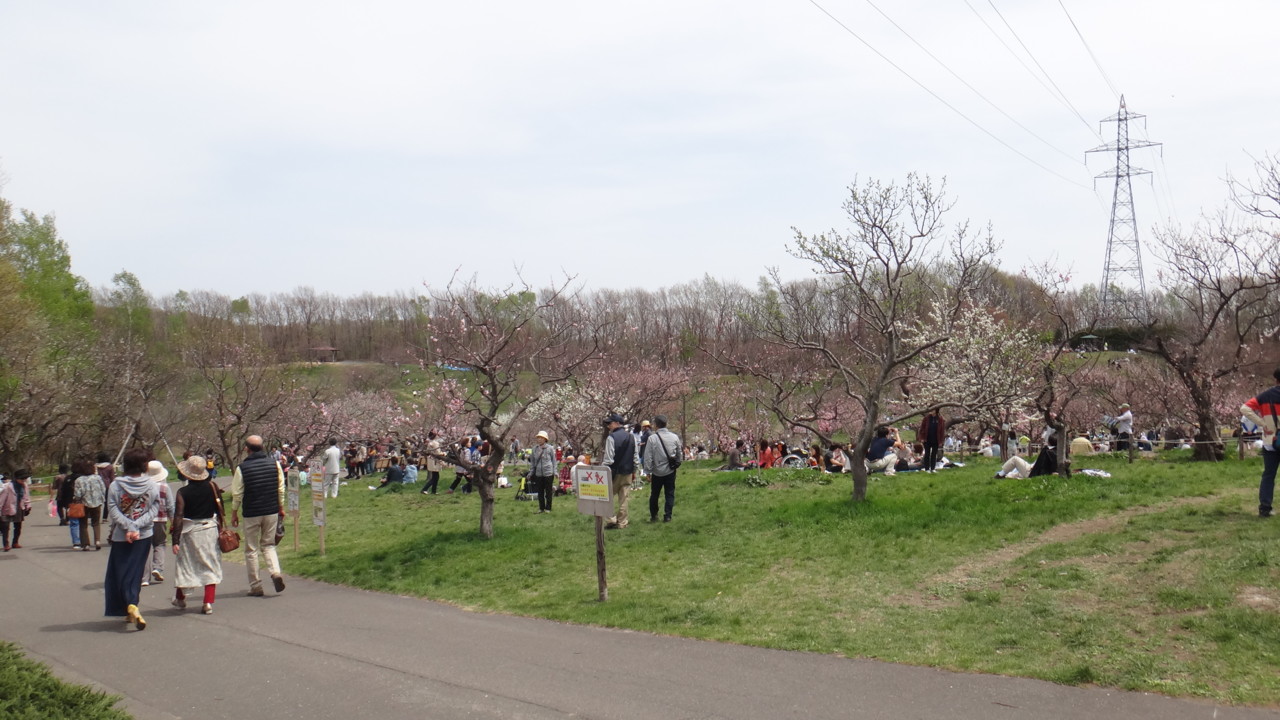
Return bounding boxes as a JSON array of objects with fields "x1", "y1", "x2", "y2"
[{"x1": 2, "y1": 507, "x2": 1276, "y2": 720}]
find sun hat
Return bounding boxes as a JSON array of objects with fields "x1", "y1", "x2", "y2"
[
  {"x1": 177, "y1": 456, "x2": 210, "y2": 481},
  {"x1": 536, "y1": 430, "x2": 549, "y2": 441},
  {"x1": 640, "y1": 420, "x2": 651, "y2": 427},
  {"x1": 145, "y1": 460, "x2": 169, "y2": 483}
]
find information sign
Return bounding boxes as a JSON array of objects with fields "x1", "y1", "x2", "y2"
[{"x1": 573, "y1": 464, "x2": 612, "y2": 517}]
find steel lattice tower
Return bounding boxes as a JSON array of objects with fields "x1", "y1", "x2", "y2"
[{"x1": 1086, "y1": 95, "x2": 1160, "y2": 323}]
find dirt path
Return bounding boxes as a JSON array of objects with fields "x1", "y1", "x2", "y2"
[{"x1": 924, "y1": 489, "x2": 1248, "y2": 590}]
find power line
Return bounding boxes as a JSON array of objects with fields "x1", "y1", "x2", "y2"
[
  {"x1": 805, "y1": 0, "x2": 1091, "y2": 190},
  {"x1": 1056, "y1": 0, "x2": 1120, "y2": 99},
  {"x1": 983, "y1": 0, "x2": 1096, "y2": 133},
  {"x1": 960, "y1": 0, "x2": 1102, "y2": 142},
  {"x1": 858, "y1": 0, "x2": 1082, "y2": 165}
]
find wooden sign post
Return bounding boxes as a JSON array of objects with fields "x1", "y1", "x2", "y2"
[
  {"x1": 573, "y1": 464, "x2": 613, "y2": 602},
  {"x1": 310, "y1": 479, "x2": 326, "y2": 556},
  {"x1": 286, "y1": 468, "x2": 302, "y2": 551}
]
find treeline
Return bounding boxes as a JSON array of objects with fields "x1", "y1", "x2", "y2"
[{"x1": 3, "y1": 162, "x2": 1279, "y2": 484}]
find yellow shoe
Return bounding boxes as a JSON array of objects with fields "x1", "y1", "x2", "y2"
[{"x1": 126, "y1": 604, "x2": 147, "y2": 630}]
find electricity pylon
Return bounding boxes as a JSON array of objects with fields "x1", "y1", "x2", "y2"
[{"x1": 1086, "y1": 95, "x2": 1160, "y2": 324}]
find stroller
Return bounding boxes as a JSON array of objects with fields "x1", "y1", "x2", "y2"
[{"x1": 514, "y1": 472, "x2": 534, "y2": 501}]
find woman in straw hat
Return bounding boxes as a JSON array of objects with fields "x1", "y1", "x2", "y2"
[
  {"x1": 170, "y1": 455, "x2": 224, "y2": 615},
  {"x1": 529, "y1": 431, "x2": 556, "y2": 514},
  {"x1": 143, "y1": 460, "x2": 175, "y2": 587}
]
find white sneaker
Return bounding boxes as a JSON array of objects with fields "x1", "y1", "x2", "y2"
[{"x1": 141, "y1": 579, "x2": 150, "y2": 587}]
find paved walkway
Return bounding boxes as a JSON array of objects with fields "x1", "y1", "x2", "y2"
[{"x1": 2, "y1": 512, "x2": 1276, "y2": 720}]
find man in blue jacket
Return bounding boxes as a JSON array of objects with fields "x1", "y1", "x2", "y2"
[{"x1": 601, "y1": 414, "x2": 636, "y2": 529}]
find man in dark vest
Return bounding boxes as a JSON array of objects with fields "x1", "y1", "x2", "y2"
[
  {"x1": 601, "y1": 413, "x2": 636, "y2": 529},
  {"x1": 231, "y1": 434, "x2": 287, "y2": 596}
]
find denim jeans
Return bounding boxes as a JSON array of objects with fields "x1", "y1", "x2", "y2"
[
  {"x1": 1260, "y1": 449, "x2": 1278, "y2": 515},
  {"x1": 69, "y1": 518, "x2": 81, "y2": 546}
]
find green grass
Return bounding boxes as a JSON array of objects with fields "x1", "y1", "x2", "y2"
[
  {"x1": 0, "y1": 642, "x2": 131, "y2": 720},
  {"x1": 278, "y1": 452, "x2": 1280, "y2": 705}
]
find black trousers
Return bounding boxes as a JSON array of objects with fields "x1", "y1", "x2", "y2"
[
  {"x1": 534, "y1": 475, "x2": 554, "y2": 511},
  {"x1": 421, "y1": 470, "x2": 440, "y2": 494},
  {"x1": 649, "y1": 473, "x2": 676, "y2": 520},
  {"x1": 922, "y1": 443, "x2": 941, "y2": 470}
]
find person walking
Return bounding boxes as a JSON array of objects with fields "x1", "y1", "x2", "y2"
[
  {"x1": 104, "y1": 449, "x2": 160, "y2": 630},
  {"x1": 231, "y1": 435, "x2": 287, "y2": 596},
  {"x1": 918, "y1": 409, "x2": 946, "y2": 473},
  {"x1": 321, "y1": 438, "x2": 342, "y2": 499},
  {"x1": 94, "y1": 452, "x2": 116, "y2": 490},
  {"x1": 144, "y1": 461, "x2": 175, "y2": 587},
  {"x1": 73, "y1": 462, "x2": 107, "y2": 551},
  {"x1": 1241, "y1": 368, "x2": 1280, "y2": 518},
  {"x1": 170, "y1": 455, "x2": 223, "y2": 615},
  {"x1": 601, "y1": 414, "x2": 636, "y2": 529},
  {"x1": 641, "y1": 415, "x2": 682, "y2": 523},
  {"x1": 421, "y1": 431, "x2": 443, "y2": 495},
  {"x1": 52, "y1": 465, "x2": 69, "y2": 526},
  {"x1": 0, "y1": 469, "x2": 33, "y2": 551},
  {"x1": 528, "y1": 431, "x2": 556, "y2": 514},
  {"x1": 58, "y1": 462, "x2": 82, "y2": 548}
]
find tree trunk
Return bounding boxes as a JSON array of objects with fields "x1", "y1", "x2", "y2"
[
  {"x1": 1189, "y1": 385, "x2": 1225, "y2": 462},
  {"x1": 475, "y1": 470, "x2": 496, "y2": 539},
  {"x1": 848, "y1": 425, "x2": 874, "y2": 503},
  {"x1": 1192, "y1": 409, "x2": 1224, "y2": 461},
  {"x1": 1056, "y1": 422, "x2": 1071, "y2": 478},
  {"x1": 850, "y1": 463, "x2": 868, "y2": 502}
]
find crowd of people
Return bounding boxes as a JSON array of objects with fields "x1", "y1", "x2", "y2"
[
  {"x1": 4, "y1": 368, "x2": 1279, "y2": 633},
  {"x1": 1, "y1": 436, "x2": 289, "y2": 632}
]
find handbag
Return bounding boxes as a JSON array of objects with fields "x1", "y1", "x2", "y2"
[
  {"x1": 208, "y1": 480, "x2": 238, "y2": 552},
  {"x1": 218, "y1": 528, "x2": 240, "y2": 553},
  {"x1": 67, "y1": 502, "x2": 86, "y2": 519}
]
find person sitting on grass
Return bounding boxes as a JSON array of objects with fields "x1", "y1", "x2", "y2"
[
  {"x1": 374, "y1": 457, "x2": 404, "y2": 489},
  {"x1": 995, "y1": 435, "x2": 1059, "y2": 479},
  {"x1": 717, "y1": 440, "x2": 747, "y2": 471},
  {"x1": 865, "y1": 427, "x2": 898, "y2": 477}
]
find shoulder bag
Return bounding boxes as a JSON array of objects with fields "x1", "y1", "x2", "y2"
[{"x1": 654, "y1": 430, "x2": 682, "y2": 471}]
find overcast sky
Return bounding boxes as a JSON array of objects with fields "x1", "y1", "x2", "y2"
[{"x1": 2, "y1": 1, "x2": 1276, "y2": 300}]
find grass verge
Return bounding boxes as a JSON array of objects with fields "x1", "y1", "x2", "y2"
[
  {"x1": 276, "y1": 451, "x2": 1280, "y2": 705},
  {"x1": 0, "y1": 642, "x2": 131, "y2": 719}
]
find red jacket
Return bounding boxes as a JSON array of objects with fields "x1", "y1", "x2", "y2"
[{"x1": 918, "y1": 414, "x2": 947, "y2": 446}]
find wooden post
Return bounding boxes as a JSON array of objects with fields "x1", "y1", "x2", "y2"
[
  {"x1": 318, "y1": 523, "x2": 326, "y2": 556},
  {"x1": 1128, "y1": 438, "x2": 1136, "y2": 464},
  {"x1": 595, "y1": 515, "x2": 608, "y2": 602},
  {"x1": 293, "y1": 510, "x2": 300, "y2": 551},
  {"x1": 1239, "y1": 437, "x2": 1245, "y2": 461}
]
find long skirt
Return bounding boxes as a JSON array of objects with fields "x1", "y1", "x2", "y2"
[
  {"x1": 104, "y1": 537, "x2": 152, "y2": 617},
  {"x1": 174, "y1": 518, "x2": 223, "y2": 590}
]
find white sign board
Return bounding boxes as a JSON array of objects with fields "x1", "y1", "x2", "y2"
[
  {"x1": 287, "y1": 470, "x2": 304, "y2": 512},
  {"x1": 573, "y1": 464, "x2": 612, "y2": 517},
  {"x1": 310, "y1": 480, "x2": 326, "y2": 527}
]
